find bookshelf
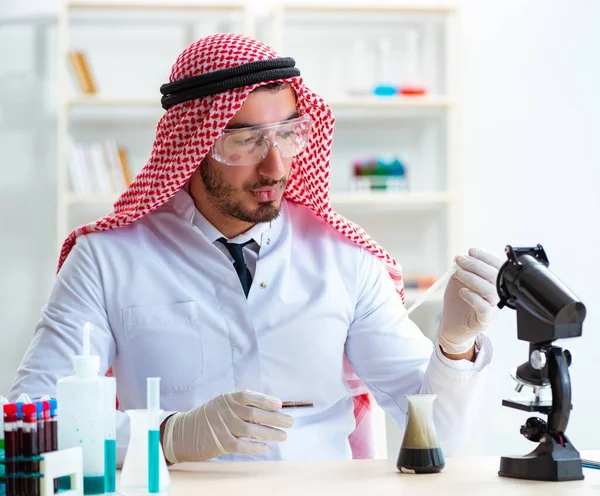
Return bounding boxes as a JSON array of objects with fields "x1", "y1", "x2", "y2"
[{"x1": 56, "y1": 0, "x2": 252, "y2": 245}]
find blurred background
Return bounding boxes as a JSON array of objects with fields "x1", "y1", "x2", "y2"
[{"x1": 1, "y1": 0, "x2": 598, "y2": 459}]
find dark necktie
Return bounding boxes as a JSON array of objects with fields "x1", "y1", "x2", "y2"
[{"x1": 217, "y1": 238, "x2": 254, "y2": 297}]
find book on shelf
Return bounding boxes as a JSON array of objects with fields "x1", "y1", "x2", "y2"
[
  {"x1": 66, "y1": 138, "x2": 132, "y2": 197},
  {"x1": 67, "y1": 51, "x2": 97, "y2": 95}
]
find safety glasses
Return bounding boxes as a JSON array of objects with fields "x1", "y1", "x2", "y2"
[{"x1": 209, "y1": 114, "x2": 312, "y2": 167}]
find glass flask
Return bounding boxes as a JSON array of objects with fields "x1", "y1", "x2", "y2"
[
  {"x1": 119, "y1": 410, "x2": 171, "y2": 496},
  {"x1": 397, "y1": 394, "x2": 445, "y2": 474}
]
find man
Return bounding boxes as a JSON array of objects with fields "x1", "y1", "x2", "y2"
[{"x1": 11, "y1": 34, "x2": 502, "y2": 464}]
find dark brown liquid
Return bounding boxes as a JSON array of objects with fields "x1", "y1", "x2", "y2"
[
  {"x1": 36, "y1": 421, "x2": 45, "y2": 454},
  {"x1": 5, "y1": 429, "x2": 17, "y2": 496},
  {"x1": 22, "y1": 430, "x2": 39, "y2": 496},
  {"x1": 50, "y1": 419, "x2": 58, "y2": 493},
  {"x1": 397, "y1": 447, "x2": 445, "y2": 474}
]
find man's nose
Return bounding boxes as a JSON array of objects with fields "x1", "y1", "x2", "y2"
[{"x1": 257, "y1": 143, "x2": 285, "y2": 181}]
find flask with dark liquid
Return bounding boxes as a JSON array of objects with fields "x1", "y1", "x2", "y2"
[{"x1": 397, "y1": 394, "x2": 445, "y2": 474}]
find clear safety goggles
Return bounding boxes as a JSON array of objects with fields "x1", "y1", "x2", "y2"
[{"x1": 210, "y1": 114, "x2": 312, "y2": 167}]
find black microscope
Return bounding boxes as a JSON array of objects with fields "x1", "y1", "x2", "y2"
[{"x1": 496, "y1": 244, "x2": 586, "y2": 481}]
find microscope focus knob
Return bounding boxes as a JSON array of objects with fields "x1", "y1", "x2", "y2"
[
  {"x1": 520, "y1": 417, "x2": 547, "y2": 443},
  {"x1": 530, "y1": 349, "x2": 547, "y2": 370},
  {"x1": 564, "y1": 349, "x2": 572, "y2": 367}
]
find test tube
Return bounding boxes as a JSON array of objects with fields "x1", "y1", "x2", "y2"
[
  {"x1": 14, "y1": 402, "x2": 23, "y2": 496},
  {"x1": 48, "y1": 399, "x2": 58, "y2": 494},
  {"x1": 1, "y1": 396, "x2": 8, "y2": 496},
  {"x1": 147, "y1": 378, "x2": 160, "y2": 494},
  {"x1": 40, "y1": 402, "x2": 50, "y2": 455},
  {"x1": 104, "y1": 377, "x2": 117, "y2": 493},
  {"x1": 34, "y1": 403, "x2": 44, "y2": 455},
  {"x1": 3, "y1": 404, "x2": 17, "y2": 496},
  {"x1": 48, "y1": 399, "x2": 57, "y2": 453},
  {"x1": 21, "y1": 404, "x2": 39, "y2": 496}
]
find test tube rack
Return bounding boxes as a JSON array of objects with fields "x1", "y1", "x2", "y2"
[{"x1": 0, "y1": 446, "x2": 83, "y2": 496}]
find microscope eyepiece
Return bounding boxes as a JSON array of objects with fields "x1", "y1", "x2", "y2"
[{"x1": 497, "y1": 244, "x2": 585, "y2": 343}]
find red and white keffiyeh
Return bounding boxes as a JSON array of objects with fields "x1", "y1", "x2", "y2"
[{"x1": 58, "y1": 33, "x2": 405, "y2": 459}]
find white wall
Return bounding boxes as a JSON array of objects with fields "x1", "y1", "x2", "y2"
[
  {"x1": 459, "y1": 0, "x2": 600, "y2": 455},
  {"x1": 0, "y1": 14, "x2": 59, "y2": 398},
  {"x1": 1, "y1": 0, "x2": 599, "y2": 457}
]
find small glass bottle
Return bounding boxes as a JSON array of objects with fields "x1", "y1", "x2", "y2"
[
  {"x1": 347, "y1": 39, "x2": 372, "y2": 97},
  {"x1": 374, "y1": 38, "x2": 397, "y2": 96},
  {"x1": 399, "y1": 29, "x2": 427, "y2": 96}
]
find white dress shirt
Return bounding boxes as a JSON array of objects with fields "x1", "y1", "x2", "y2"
[
  {"x1": 191, "y1": 206, "x2": 267, "y2": 278},
  {"x1": 10, "y1": 189, "x2": 492, "y2": 464}
]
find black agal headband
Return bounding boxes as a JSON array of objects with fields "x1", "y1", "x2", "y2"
[{"x1": 160, "y1": 57, "x2": 300, "y2": 110}]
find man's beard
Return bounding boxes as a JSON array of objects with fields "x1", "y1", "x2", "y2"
[{"x1": 200, "y1": 161, "x2": 286, "y2": 224}]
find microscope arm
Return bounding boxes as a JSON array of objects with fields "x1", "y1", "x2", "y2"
[{"x1": 547, "y1": 347, "x2": 571, "y2": 434}]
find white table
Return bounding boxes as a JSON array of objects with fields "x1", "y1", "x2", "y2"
[{"x1": 167, "y1": 452, "x2": 600, "y2": 495}]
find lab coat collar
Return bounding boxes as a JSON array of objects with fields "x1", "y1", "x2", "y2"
[
  {"x1": 167, "y1": 187, "x2": 278, "y2": 247},
  {"x1": 191, "y1": 208, "x2": 270, "y2": 247}
]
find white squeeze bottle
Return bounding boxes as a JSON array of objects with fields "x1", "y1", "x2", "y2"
[{"x1": 57, "y1": 322, "x2": 106, "y2": 495}]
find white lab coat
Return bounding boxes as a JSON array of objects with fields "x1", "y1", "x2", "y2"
[{"x1": 10, "y1": 189, "x2": 492, "y2": 464}]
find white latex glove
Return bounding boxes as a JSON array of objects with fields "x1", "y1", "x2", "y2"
[
  {"x1": 437, "y1": 248, "x2": 505, "y2": 354},
  {"x1": 162, "y1": 391, "x2": 294, "y2": 463}
]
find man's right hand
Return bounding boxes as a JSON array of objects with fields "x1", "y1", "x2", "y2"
[{"x1": 162, "y1": 391, "x2": 294, "y2": 463}]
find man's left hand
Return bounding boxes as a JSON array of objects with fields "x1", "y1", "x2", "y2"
[{"x1": 437, "y1": 248, "x2": 505, "y2": 355}]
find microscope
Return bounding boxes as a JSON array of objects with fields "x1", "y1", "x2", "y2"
[{"x1": 496, "y1": 244, "x2": 586, "y2": 481}]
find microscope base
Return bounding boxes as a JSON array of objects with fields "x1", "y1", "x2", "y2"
[{"x1": 499, "y1": 437, "x2": 584, "y2": 481}]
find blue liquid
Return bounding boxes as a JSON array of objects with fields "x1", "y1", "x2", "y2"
[
  {"x1": 104, "y1": 439, "x2": 116, "y2": 492},
  {"x1": 148, "y1": 430, "x2": 160, "y2": 493},
  {"x1": 83, "y1": 475, "x2": 105, "y2": 495},
  {"x1": 373, "y1": 84, "x2": 397, "y2": 96},
  {"x1": 57, "y1": 470, "x2": 105, "y2": 493},
  {"x1": 0, "y1": 447, "x2": 5, "y2": 496},
  {"x1": 57, "y1": 475, "x2": 71, "y2": 491}
]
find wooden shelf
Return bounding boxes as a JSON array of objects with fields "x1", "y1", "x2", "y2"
[
  {"x1": 64, "y1": 194, "x2": 118, "y2": 205},
  {"x1": 67, "y1": 97, "x2": 163, "y2": 122},
  {"x1": 279, "y1": 3, "x2": 457, "y2": 15},
  {"x1": 67, "y1": 95, "x2": 452, "y2": 109},
  {"x1": 63, "y1": 192, "x2": 452, "y2": 208},
  {"x1": 330, "y1": 192, "x2": 453, "y2": 207},
  {"x1": 67, "y1": 96, "x2": 160, "y2": 108},
  {"x1": 64, "y1": 192, "x2": 452, "y2": 207},
  {"x1": 65, "y1": 96, "x2": 452, "y2": 124},
  {"x1": 330, "y1": 96, "x2": 453, "y2": 109},
  {"x1": 67, "y1": 1, "x2": 247, "y2": 12}
]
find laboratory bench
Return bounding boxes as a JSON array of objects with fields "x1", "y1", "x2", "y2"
[{"x1": 161, "y1": 451, "x2": 600, "y2": 495}]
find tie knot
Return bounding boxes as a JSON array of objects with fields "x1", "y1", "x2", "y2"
[{"x1": 217, "y1": 237, "x2": 253, "y2": 266}]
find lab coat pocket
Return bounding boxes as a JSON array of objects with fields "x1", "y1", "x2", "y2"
[{"x1": 123, "y1": 301, "x2": 203, "y2": 393}]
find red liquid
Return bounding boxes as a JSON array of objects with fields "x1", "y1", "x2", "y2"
[{"x1": 399, "y1": 86, "x2": 427, "y2": 96}]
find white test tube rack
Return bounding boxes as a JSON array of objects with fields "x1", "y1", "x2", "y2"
[{"x1": 39, "y1": 446, "x2": 84, "y2": 496}]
